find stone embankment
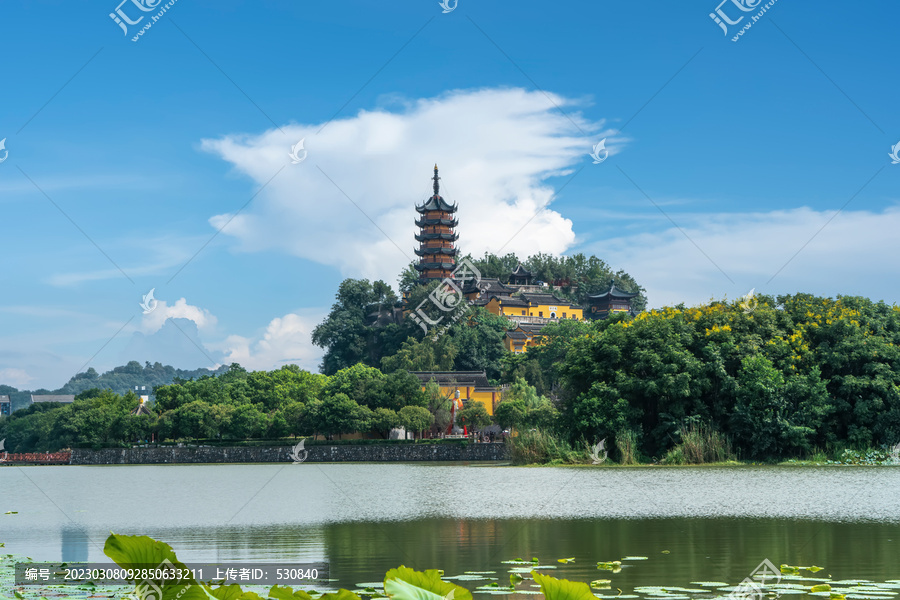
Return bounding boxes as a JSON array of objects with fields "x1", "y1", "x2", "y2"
[{"x1": 68, "y1": 443, "x2": 508, "y2": 464}]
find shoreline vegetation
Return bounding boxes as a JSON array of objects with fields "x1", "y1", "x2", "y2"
[
  {"x1": 3, "y1": 259, "x2": 900, "y2": 465},
  {"x1": 505, "y1": 429, "x2": 900, "y2": 467}
]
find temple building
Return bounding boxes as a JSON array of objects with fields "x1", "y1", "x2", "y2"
[
  {"x1": 509, "y1": 264, "x2": 533, "y2": 286},
  {"x1": 463, "y1": 278, "x2": 516, "y2": 303},
  {"x1": 30, "y1": 394, "x2": 75, "y2": 404},
  {"x1": 504, "y1": 322, "x2": 548, "y2": 354},
  {"x1": 410, "y1": 371, "x2": 507, "y2": 416},
  {"x1": 482, "y1": 292, "x2": 583, "y2": 323},
  {"x1": 586, "y1": 279, "x2": 639, "y2": 319},
  {"x1": 414, "y1": 165, "x2": 459, "y2": 283},
  {"x1": 406, "y1": 169, "x2": 637, "y2": 354}
]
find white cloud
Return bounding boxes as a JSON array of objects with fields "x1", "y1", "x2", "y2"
[
  {"x1": 140, "y1": 298, "x2": 218, "y2": 334},
  {"x1": 202, "y1": 87, "x2": 617, "y2": 282},
  {"x1": 212, "y1": 311, "x2": 324, "y2": 373},
  {"x1": 591, "y1": 205, "x2": 900, "y2": 309},
  {"x1": 0, "y1": 368, "x2": 34, "y2": 388}
]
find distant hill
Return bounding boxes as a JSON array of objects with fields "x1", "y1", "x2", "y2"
[{"x1": 0, "y1": 361, "x2": 229, "y2": 413}]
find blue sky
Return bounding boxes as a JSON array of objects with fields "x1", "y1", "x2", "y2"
[{"x1": 1, "y1": 0, "x2": 898, "y2": 389}]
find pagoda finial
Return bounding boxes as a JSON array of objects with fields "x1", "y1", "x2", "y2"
[{"x1": 433, "y1": 164, "x2": 440, "y2": 196}]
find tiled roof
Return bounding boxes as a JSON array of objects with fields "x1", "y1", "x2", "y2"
[
  {"x1": 411, "y1": 371, "x2": 491, "y2": 388},
  {"x1": 506, "y1": 330, "x2": 528, "y2": 340},
  {"x1": 415, "y1": 217, "x2": 458, "y2": 227},
  {"x1": 517, "y1": 323, "x2": 547, "y2": 335},
  {"x1": 511, "y1": 264, "x2": 532, "y2": 277},
  {"x1": 496, "y1": 297, "x2": 530, "y2": 308},
  {"x1": 588, "y1": 280, "x2": 639, "y2": 300},
  {"x1": 0, "y1": 395, "x2": 9, "y2": 402},
  {"x1": 416, "y1": 195, "x2": 457, "y2": 213},
  {"x1": 520, "y1": 293, "x2": 573, "y2": 306},
  {"x1": 131, "y1": 403, "x2": 154, "y2": 416},
  {"x1": 31, "y1": 394, "x2": 75, "y2": 403},
  {"x1": 463, "y1": 278, "x2": 516, "y2": 296}
]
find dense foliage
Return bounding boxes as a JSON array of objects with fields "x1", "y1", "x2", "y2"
[
  {"x1": 554, "y1": 294, "x2": 900, "y2": 460},
  {"x1": 313, "y1": 251, "x2": 645, "y2": 377},
  {"x1": 4, "y1": 242, "x2": 899, "y2": 464},
  {"x1": 0, "y1": 361, "x2": 227, "y2": 412},
  {"x1": 0, "y1": 364, "x2": 440, "y2": 451}
]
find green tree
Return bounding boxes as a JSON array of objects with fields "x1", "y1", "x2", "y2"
[
  {"x1": 311, "y1": 279, "x2": 401, "y2": 374},
  {"x1": 399, "y1": 405, "x2": 434, "y2": 439},
  {"x1": 494, "y1": 399, "x2": 527, "y2": 431},
  {"x1": 381, "y1": 335, "x2": 458, "y2": 373},
  {"x1": 225, "y1": 404, "x2": 268, "y2": 439},
  {"x1": 448, "y1": 308, "x2": 510, "y2": 380},
  {"x1": 422, "y1": 380, "x2": 453, "y2": 433},
  {"x1": 312, "y1": 393, "x2": 371, "y2": 439},
  {"x1": 370, "y1": 407, "x2": 400, "y2": 438},
  {"x1": 458, "y1": 402, "x2": 492, "y2": 431}
]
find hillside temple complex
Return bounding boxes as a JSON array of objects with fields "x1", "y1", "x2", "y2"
[
  {"x1": 408, "y1": 165, "x2": 640, "y2": 418},
  {"x1": 412, "y1": 166, "x2": 637, "y2": 353}
]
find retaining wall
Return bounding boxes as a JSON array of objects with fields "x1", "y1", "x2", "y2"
[{"x1": 69, "y1": 443, "x2": 508, "y2": 464}]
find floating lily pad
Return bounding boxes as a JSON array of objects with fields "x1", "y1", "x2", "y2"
[
  {"x1": 508, "y1": 566, "x2": 556, "y2": 573},
  {"x1": 590, "y1": 580, "x2": 612, "y2": 589},
  {"x1": 622, "y1": 556, "x2": 648, "y2": 560},
  {"x1": 692, "y1": 582, "x2": 729, "y2": 587},
  {"x1": 557, "y1": 558, "x2": 575, "y2": 564}
]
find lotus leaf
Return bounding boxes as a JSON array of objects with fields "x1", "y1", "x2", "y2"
[
  {"x1": 531, "y1": 571, "x2": 596, "y2": 600},
  {"x1": 383, "y1": 567, "x2": 471, "y2": 600}
]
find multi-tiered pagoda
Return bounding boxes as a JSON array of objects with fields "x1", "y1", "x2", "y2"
[{"x1": 414, "y1": 165, "x2": 458, "y2": 282}]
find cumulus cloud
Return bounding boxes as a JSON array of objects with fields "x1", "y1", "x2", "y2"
[
  {"x1": 129, "y1": 297, "x2": 324, "y2": 376},
  {"x1": 201, "y1": 87, "x2": 617, "y2": 282},
  {"x1": 211, "y1": 311, "x2": 324, "y2": 373},
  {"x1": 123, "y1": 318, "x2": 224, "y2": 371},
  {"x1": 592, "y1": 205, "x2": 900, "y2": 309},
  {"x1": 0, "y1": 367, "x2": 34, "y2": 388},
  {"x1": 140, "y1": 298, "x2": 217, "y2": 335}
]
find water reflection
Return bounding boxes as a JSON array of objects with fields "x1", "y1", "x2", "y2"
[
  {"x1": 2, "y1": 464, "x2": 898, "y2": 584},
  {"x1": 20, "y1": 517, "x2": 898, "y2": 587},
  {"x1": 60, "y1": 526, "x2": 88, "y2": 562}
]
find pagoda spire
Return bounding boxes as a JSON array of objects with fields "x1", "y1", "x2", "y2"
[{"x1": 414, "y1": 165, "x2": 458, "y2": 283}]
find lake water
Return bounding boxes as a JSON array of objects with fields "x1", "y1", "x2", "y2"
[{"x1": 2, "y1": 464, "x2": 900, "y2": 592}]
